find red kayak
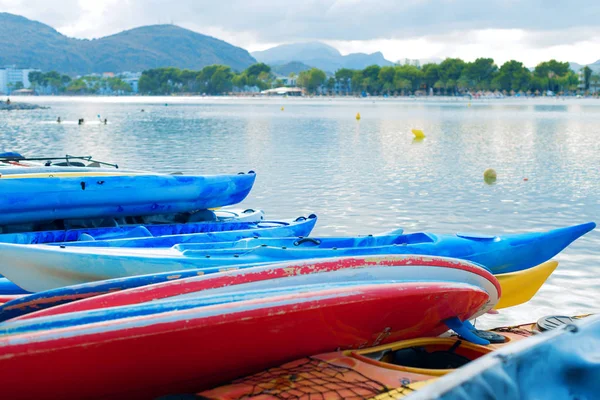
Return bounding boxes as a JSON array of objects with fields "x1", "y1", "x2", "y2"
[
  {"x1": 0, "y1": 277, "x2": 495, "y2": 398},
  {"x1": 14, "y1": 255, "x2": 499, "y2": 321}
]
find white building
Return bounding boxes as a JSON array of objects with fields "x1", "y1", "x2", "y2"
[{"x1": 0, "y1": 66, "x2": 40, "y2": 94}]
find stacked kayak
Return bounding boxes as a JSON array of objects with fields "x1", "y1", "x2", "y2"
[
  {"x1": 409, "y1": 315, "x2": 600, "y2": 400},
  {"x1": 0, "y1": 152, "x2": 596, "y2": 399},
  {"x1": 0, "y1": 222, "x2": 592, "y2": 291},
  {"x1": 0, "y1": 213, "x2": 315, "y2": 245},
  {"x1": 0, "y1": 170, "x2": 256, "y2": 226},
  {"x1": 197, "y1": 315, "x2": 596, "y2": 400},
  {"x1": 0, "y1": 255, "x2": 500, "y2": 399},
  {"x1": 0, "y1": 260, "x2": 556, "y2": 321}
]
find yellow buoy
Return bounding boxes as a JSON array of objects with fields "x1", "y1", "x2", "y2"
[
  {"x1": 356, "y1": 112, "x2": 361, "y2": 120},
  {"x1": 484, "y1": 168, "x2": 497, "y2": 184},
  {"x1": 468, "y1": 103, "x2": 471, "y2": 107},
  {"x1": 411, "y1": 129, "x2": 425, "y2": 139},
  {"x1": 281, "y1": 107, "x2": 284, "y2": 111}
]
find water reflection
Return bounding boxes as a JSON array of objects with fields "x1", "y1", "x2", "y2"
[{"x1": 1, "y1": 97, "x2": 598, "y2": 323}]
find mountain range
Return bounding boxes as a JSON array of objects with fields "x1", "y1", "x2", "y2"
[
  {"x1": 1, "y1": 12, "x2": 597, "y2": 77},
  {"x1": 0, "y1": 13, "x2": 256, "y2": 75},
  {"x1": 252, "y1": 42, "x2": 395, "y2": 74}
]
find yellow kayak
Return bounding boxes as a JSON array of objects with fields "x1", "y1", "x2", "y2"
[{"x1": 495, "y1": 260, "x2": 558, "y2": 309}]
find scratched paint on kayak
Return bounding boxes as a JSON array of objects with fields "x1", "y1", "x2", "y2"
[
  {"x1": 0, "y1": 281, "x2": 491, "y2": 399},
  {"x1": 8, "y1": 254, "x2": 499, "y2": 323}
]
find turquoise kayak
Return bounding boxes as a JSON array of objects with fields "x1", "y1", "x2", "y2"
[{"x1": 0, "y1": 221, "x2": 591, "y2": 292}]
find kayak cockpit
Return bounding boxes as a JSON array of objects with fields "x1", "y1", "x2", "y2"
[{"x1": 349, "y1": 337, "x2": 498, "y2": 376}]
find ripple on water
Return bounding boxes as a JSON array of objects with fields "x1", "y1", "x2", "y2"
[{"x1": 1, "y1": 97, "x2": 598, "y2": 325}]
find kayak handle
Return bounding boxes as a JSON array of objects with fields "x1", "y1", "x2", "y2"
[{"x1": 294, "y1": 238, "x2": 322, "y2": 246}]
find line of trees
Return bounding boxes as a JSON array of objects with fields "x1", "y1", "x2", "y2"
[
  {"x1": 137, "y1": 63, "x2": 275, "y2": 94},
  {"x1": 23, "y1": 58, "x2": 600, "y2": 97},
  {"x1": 330, "y1": 59, "x2": 582, "y2": 96},
  {"x1": 137, "y1": 58, "x2": 592, "y2": 96},
  {"x1": 28, "y1": 71, "x2": 132, "y2": 94}
]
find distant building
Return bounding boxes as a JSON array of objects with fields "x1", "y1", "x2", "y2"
[
  {"x1": 261, "y1": 87, "x2": 303, "y2": 96},
  {"x1": 119, "y1": 71, "x2": 141, "y2": 93},
  {"x1": 0, "y1": 66, "x2": 40, "y2": 94},
  {"x1": 273, "y1": 76, "x2": 297, "y2": 87}
]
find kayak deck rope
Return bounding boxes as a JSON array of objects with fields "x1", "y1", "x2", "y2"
[{"x1": 206, "y1": 356, "x2": 393, "y2": 399}]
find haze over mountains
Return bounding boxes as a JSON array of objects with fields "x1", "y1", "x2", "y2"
[
  {"x1": 0, "y1": 12, "x2": 597, "y2": 77},
  {"x1": 252, "y1": 42, "x2": 394, "y2": 74}
]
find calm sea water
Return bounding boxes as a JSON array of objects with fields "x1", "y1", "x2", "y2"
[{"x1": 1, "y1": 96, "x2": 599, "y2": 327}]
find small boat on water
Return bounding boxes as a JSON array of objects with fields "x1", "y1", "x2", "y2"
[
  {"x1": 0, "y1": 255, "x2": 498, "y2": 399},
  {"x1": 0, "y1": 171, "x2": 256, "y2": 226},
  {"x1": 0, "y1": 222, "x2": 589, "y2": 291},
  {"x1": 197, "y1": 315, "x2": 593, "y2": 400}
]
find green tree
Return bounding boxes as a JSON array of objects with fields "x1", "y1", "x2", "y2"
[
  {"x1": 351, "y1": 70, "x2": 364, "y2": 94},
  {"x1": 583, "y1": 66, "x2": 592, "y2": 90},
  {"x1": 463, "y1": 58, "x2": 498, "y2": 90},
  {"x1": 493, "y1": 60, "x2": 531, "y2": 92},
  {"x1": 326, "y1": 77, "x2": 336, "y2": 94},
  {"x1": 590, "y1": 73, "x2": 600, "y2": 93},
  {"x1": 378, "y1": 66, "x2": 395, "y2": 94},
  {"x1": 197, "y1": 65, "x2": 234, "y2": 94},
  {"x1": 534, "y1": 60, "x2": 571, "y2": 78},
  {"x1": 246, "y1": 63, "x2": 271, "y2": 77},
  {"x1": 66, "y1": 78, "x2": 91, "y2": 94},
  {"x1": 107, "y1": 77, "x2": 132, "y2": 93},
  {"x1": 394, "y1": 65, "x2": 423, "y2": 92},
  {"x1": 297, "y1": 68, "x2": 326, "y2": 94},
  {"x1": 422, "y1": 63, "x2": 440, "y2": 91},
  {"x1": 362, "y1": 65, "x2": 382, "y2": 94},
  {"x1": 232, "y1": 73, "x2": 248, "y2": 90}
]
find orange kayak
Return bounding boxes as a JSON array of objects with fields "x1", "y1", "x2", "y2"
[{"x1": 199, "y1": 316, "x2": 585, "y2": 400}]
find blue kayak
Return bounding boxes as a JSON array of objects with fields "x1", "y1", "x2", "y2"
[
  {"x1": 0, "y1": 215, "x2": 314, "y2": 245},
  {"x1": 0, "y1": 221, "x2": 591, "y2": 292},
  {"x1": 0, "y1": 171, "x2": 256, "y2": 226},
  {"x1": 411, "y1": 315, "x2": 600, "y2": 400}
]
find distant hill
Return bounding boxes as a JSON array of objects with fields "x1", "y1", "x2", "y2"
[
  {"x1": 271, "y1": 61, "x2": 314, "y2": 76},
  {"x1": 0, "y1": 13, "x2": 256, "y2": 75},
  {"x1": 570, "y1": 62, "x2": 584, "y2": 72},
  {"x1": 253, "y1": 42, "x2": 394, "y2": 73},
  {"x1": 569, "y1": 60, "x2": 600, "y2": 73}
]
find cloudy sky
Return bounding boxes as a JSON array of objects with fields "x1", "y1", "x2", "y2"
[{"x1": 2, "y1": 0, "x2": 600, "y2": 66}]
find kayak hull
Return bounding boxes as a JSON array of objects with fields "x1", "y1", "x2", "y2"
[
  {"x1": 0, "y1": 282, "x2": 491, "y2": 399},
  {"x1": 9, "y1": 255, "x2": 500, "y2": 322},
  {"x1": 0, "y1": 222, "x2": 589, "y2": 292},
  {"x1": 0, "y1": 172, "x2": 256, "y2": 225},
  {"x1": 0, "y1": 215, "x2": 313, "y2": 245},
  {"x1": 197, "y1": 317, "x2": 580, "y2": 400}
]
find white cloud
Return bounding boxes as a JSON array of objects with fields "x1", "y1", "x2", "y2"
[{"x1": 2, "y1": 0, "x2": 600, "y2": 65}]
